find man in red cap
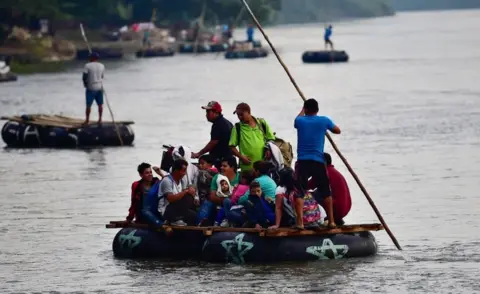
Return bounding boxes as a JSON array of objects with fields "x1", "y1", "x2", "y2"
[{"x1": 192, "y1": 101, "x2": 233, "y2": 169}]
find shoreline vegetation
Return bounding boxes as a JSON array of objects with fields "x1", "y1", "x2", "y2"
[{"x1": 0, "y1": 0, "x2": 396, "y2": 74}]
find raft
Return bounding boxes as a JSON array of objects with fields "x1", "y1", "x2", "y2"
[
  {"x1": 225, "y1": 49, "x2": 268, "y2": 60},
  {"x1": 302, "y1": 50, "x2": 349, "y2": 63},
  {"x1": 0, "y1": 72, "x2": 18, "y2": 83},
  {"x1": 135, "y1": 48, "x2": 175, "y2": 58},
  {"x1": 178, "y1": 43, "x2": 228, "y2": 54},
  {"x1": 234, "y1": 40, "x2": 262, "y2": 48},
  {"x1": 1, "y1": 114, "x2": 135, "y2": 148},
  {"x1": 76, "y1": 48, "x2": 124, "y2": 60},
  {"x1": 107, "y1": 221, "x2": 382, "y2": 264}
]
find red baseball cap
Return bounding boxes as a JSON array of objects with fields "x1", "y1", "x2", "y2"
[{"x1": 201, "y1": 101, "x2": 222, "y2": 113}]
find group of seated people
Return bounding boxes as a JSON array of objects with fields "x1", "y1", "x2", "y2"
[{"x1": 126, "y1": 146, "x2": 351, "y2": 230}]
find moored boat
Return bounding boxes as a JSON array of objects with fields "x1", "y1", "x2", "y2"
[
  {"x1": 136, "y1": 48, "x2": 175, "y2": 58},
  {"x1": 108, "y1": 221, "x2": 382, "y2": 264},
  {"x1": 225, "y1": 48, "x2": 268, "y2": 60},
  {"x1": 1, "y1": 114, "x2": 135, "y2": 148},
  {"x1": 302, "y1": 50, "x2": 349, "y2": 63}
]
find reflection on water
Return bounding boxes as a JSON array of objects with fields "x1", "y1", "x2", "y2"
[{"x1": 1, "y1": 9, "x2": 480, "y2": 293}]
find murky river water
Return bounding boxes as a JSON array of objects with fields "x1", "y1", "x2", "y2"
[{"x1": 1, "y1": 9, "x2": 480, "y2": 293}]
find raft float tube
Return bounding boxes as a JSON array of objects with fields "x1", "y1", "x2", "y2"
[
  {"x1": 107, "y1": 221, "x2": 382, "y2": 264},
  {"x1": 302, "y1": 50, "x2": 349, "y2": 63},
  {"x1": 76, "y1": 48, "x2": 124, "y2": 60},
  {"x1": 178, "y1": 43, "x2": 228, "y2": 54},
  {"x1": 1, "y1": 114, "x2": 134, "y2": 148},
  {"x1": 225, "y1": 48, "x2": 268, "y2": 60},
  {"x1": 136, "y1": 48, "x2": 175, "y2": 58},
  {"x1": 0, "y1": 72, "x2": 17, "y2": 83}
]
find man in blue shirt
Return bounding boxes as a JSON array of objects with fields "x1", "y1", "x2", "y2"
[
  {"x1": 324, "y1": 25, "x2": 334, "y2": 50},
  {"x1": 246, "y1": 24, "x2": 254, "y2": 43},
  {"x1": 294, "y1": 98, "x2": 341, "y2": 229}
]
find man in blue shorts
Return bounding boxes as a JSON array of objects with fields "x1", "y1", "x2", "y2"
[
  {"x1": 294, "y1": 98, "x2": 341, "y2": 229},
  {"x1": 324, "y1": 25, "x2": 334, "y2": 50},
  {"x1": 82, "y1": 52, "x2": 105, "y2": 125}
]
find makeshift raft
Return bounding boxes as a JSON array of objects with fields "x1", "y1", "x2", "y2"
[
  {"x1": 302, "y1": 50, "x2": 349, "y2": 63},
  {"x1": 76, "y1": 48, "x2": 124, "y2": 60},
  {"x1": 107, "y1": 221, "x2": 381, "y2": 264},
  {"x1": 136, "y1": 48, "x2": 175, "y2": 58},
  {"x1": 0, "y1": 73, "x2": 17, "y2": 83},
  {"x1": 178, "y1": 43, "x2": 228, "y2": 54},
  {"x1": 1, "y1": 114, "x2": 134, "y2": 148},
  {"x1": 225, "y1": 49, "x2": 268, "y2": 60}
]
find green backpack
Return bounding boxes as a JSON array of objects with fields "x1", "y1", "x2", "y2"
[{"x1": 235, "y1": 117, "x2": 294, "y2": 168}]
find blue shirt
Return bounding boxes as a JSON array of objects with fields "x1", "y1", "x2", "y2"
[
  {"x1": 238, "y1": 175, "x2": 277, "y2": 205},
  {"x1": 295, "y1": 115, "x2": 335, "y2": 163},
  {"x1": 247, "y1": 27, "x2": 254, "y2": 40},
  {"x1": 324, "y1": 27, "x2": 332, "y2": 40}
]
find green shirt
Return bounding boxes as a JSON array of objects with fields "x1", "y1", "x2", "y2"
[
  {"x1": 210, "y1": 173, "x2": 240, "y2": 192},
  {"x1": 228, "y1": 118, "x2": 275, "y2": 171}
]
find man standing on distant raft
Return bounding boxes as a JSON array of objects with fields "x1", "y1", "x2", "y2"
[
  {"x1": 82, "y1": 52, "x2": 105, "y2": 125},
  {"x1": 294, "y1": 98, "x2": 341, "y2": 229},
  {"x1": 324, "y1": 25, "x2": 334, "y2": 50}
]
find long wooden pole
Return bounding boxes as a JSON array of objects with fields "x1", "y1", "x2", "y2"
[
  {"x1": 239, "y1": 0, "x2": 402, "y2": 250},
  {"x1": 194, "y1": 0, "x2": 207, "y2": 55},
  {"x1": 80, "y1": 23, "x2": 124, "y2": 146}
]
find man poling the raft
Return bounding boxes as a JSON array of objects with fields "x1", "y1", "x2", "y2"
[{"x1": 238, "y1": 0, "x2": 402, "y2": 251}]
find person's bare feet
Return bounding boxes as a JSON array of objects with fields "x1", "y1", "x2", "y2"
[
  {"x1": 328, "y1": 221, "x2": 337, "y2": 229},
  {"x1": 82, "y1": 120, "x2": 89, "y2": 126}
]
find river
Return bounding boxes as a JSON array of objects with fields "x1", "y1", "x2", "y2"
[{"x1": 1, "y1": 9, "x2": 480, "y2": 293}]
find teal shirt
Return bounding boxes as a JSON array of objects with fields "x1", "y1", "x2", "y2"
[{"x1": 238, "y1": 175, "x2": 277, "y2": 205}]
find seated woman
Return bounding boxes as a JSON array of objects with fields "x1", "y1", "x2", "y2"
[
  {"x1": 244, "y1": 181, "x2": 275, "y2": 229},
  {"x1": 269, "y1": 168, "x2": 326, "y2": 230},
  {"x1": 198, "y1": 156, "x2": 240, "y2": 226}
]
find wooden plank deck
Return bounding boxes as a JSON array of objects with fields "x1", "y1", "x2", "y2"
[
  {"x1": 106, "y1": 220, "x2": 384, "y2": 237},
  {"x1": 1, "y1": 114, "x2": 134, "y2": 129}
]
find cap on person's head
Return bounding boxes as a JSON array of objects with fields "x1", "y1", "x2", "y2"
[
  {"x1": 233, "y1": 102, "x2": 251, "y2": 114},
  {"x1": 201, "y1": 101, "x2": 222, "y2": 113},
  {"x1": 304, "y1": 98, "x2": 319, "y2": 113},
  {"x1": 89, "y1": 52, "x2": 100, "y2": 59}
]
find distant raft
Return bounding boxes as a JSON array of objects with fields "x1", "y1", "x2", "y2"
[
  {"x1": 225, "y1": 49, "x2": 268, "y2": 60},
  {"x1": 136, "y1": 48, "x2": 175, "y2": 58},
  {"x1": 108, "y1": 222, "x2": 381, "y2": 264},
  {"x1": 178, "y1": 43, "x2": 228, "y2": 54},
  {"x1": 1, "y1": 114, "x2": 134, "y2": 148},
  {"x1": 76, "y1": 48, "x2": 124, "y2": 60},
  {"x1": 0, "y1": 72, "x2": 18, "y2": 83},
  {"x1": 302, "y1": 50, "x2": 349, "y2": 63}
]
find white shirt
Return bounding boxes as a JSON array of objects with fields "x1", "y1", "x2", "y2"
[{"x1": 83, "y1": 62, "x2": 105, "y2": 91}]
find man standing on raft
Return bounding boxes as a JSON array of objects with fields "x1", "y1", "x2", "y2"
[
  {"x1": 82, "y1": 52, "x2": 105, "y2": 125},
  {"x1": 294, "y1": 98, "x2": 341, "y2": 229},
  {"x1": 324, "y1": 25, "x2": 334, "y2": 51}
]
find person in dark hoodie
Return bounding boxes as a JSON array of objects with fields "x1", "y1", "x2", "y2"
[
  {"x1": 126, "y1": 162, "x2": 160, "y2": 223},
  {"x1": 244, "y1": 181, "x2": 275, "y2": 229}
]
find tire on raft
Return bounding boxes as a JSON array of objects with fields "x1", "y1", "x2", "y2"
[
  {"x1": 112, "y1": 228, "x2": 205, "y2": 259},
  {"x1": 302, "y1": 50, "x2": 349, "y2": 63},
  {"x1": 178, "y1": 44, "x2": 211, "y2": 54},
  {"x1": 234, "y1": 40, "x2": 262, "y2": 48},
  {"x1": 0, "y1": 72, "x2": 18, "y2": 83},
  {"x1": 225, "y1": 49, "x2": 268, "y2": 60},
  {"x1": 1, "y1": 120, "x2": 135, "y2": 148},
  {"x1": 76, "y1": 48, "x2": 124, "y2": 60},
  {"x1": 135, "y1": 49, "x2": 175, "y2": 58},
  {"x1": 111, "y1": 228, "x2": 378, "y2": 264}
]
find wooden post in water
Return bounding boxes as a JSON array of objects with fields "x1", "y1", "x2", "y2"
[{"x1": 238, "y1": 0, "x2": 402, "y2": 250}]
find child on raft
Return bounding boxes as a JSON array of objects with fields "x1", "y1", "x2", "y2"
[
  {"x1": 213, "y1": 175, "x2": 233, "y2": 227},
  {"x1": 244, "y1": 181, "x2": 275, "y2": 229},
  {"x1": 197, "y1": 154, "x2": 218, "y2": 204},
  {"x1": 221, "y1": 170, "x2": 255, "y2": 227}
]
